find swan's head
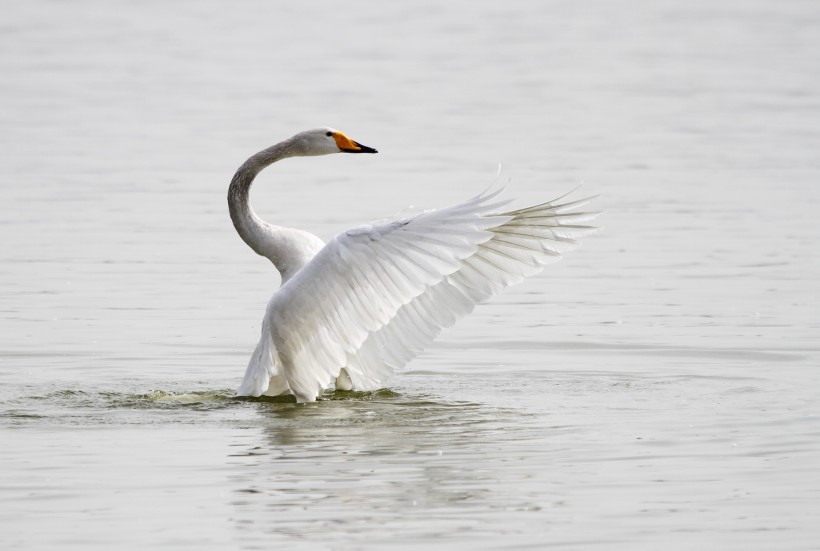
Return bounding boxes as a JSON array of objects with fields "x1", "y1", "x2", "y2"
[{"x1": 292, "y1": 128, "x2": 378, "y2": 156}]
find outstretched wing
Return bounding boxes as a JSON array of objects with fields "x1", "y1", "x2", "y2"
[{"x1": 263, "y1": 188, "x2": 599, "y2": 402}]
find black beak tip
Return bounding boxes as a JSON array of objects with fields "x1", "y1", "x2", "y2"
[{"x1": 351, "y1": 141, "x2": 378, "y2": 154}]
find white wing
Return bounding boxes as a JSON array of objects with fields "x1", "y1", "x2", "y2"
[{"x1": 260, "y1": 188, "x2": 599, "y2": 402}]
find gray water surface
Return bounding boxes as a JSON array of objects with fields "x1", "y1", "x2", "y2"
[{"x1": 1, "y1": 1, "x2": 819, "y2": 549}]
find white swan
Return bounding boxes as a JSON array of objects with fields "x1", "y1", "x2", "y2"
[{"x1": 229, "y1": 128, "x2": 598, "y2": 402}]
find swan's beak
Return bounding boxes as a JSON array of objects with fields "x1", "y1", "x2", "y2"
[{"x1": 333, "y1": 132, "x2": 378, "y2": 154}]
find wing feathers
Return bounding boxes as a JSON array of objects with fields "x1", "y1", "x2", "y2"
[{"x1": 264, "y1": 187, "x2": 598, "y2": 401}]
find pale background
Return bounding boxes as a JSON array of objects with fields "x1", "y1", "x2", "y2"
[{"x1": 1, "y1": 1, "x2": 818, "y2": 549}]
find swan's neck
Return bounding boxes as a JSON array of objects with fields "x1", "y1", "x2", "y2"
[{"x1": 228, "y1": 139, "x2": 298, "y2": 260}]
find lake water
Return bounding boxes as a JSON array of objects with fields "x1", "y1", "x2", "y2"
[{"x1": 1, "y1": 0, "x2": 819, "y2": 549}]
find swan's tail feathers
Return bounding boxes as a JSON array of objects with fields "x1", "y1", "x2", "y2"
[{"x1": 236, "y1": 318, "x2": 289, "y2": 397}]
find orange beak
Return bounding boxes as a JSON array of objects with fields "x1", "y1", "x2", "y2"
[{"x1": 332, "y1": 131, "x2": 378, "y2": 154}]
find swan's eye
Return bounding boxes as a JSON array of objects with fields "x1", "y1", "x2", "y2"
[{"x1": 325, "y1": 131, "x2": 333, "y2": 137}]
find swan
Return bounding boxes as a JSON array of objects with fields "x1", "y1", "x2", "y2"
[{"x1": 229, "y1": 128, "x2": 598, "y2": 402}]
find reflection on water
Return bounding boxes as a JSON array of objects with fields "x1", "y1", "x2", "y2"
[
  {"x1": 1, "y1": 358, "x2": 818, "y2": 548},
  {"x1": 228, "y1": 392, "x2": 548, "y2": 546}
]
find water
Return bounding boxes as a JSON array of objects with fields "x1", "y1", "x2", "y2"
[{"x1": 1, "y1": 0, "x2": 819, "y2": 549}]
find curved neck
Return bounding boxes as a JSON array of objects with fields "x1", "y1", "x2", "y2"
[{"x1": 228, "y1": 139, "x2": 298, "y2": 258}]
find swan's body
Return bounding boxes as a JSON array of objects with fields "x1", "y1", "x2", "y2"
[{"x1": 229, "y1": 128, "x2": 597, "y2": 402}]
